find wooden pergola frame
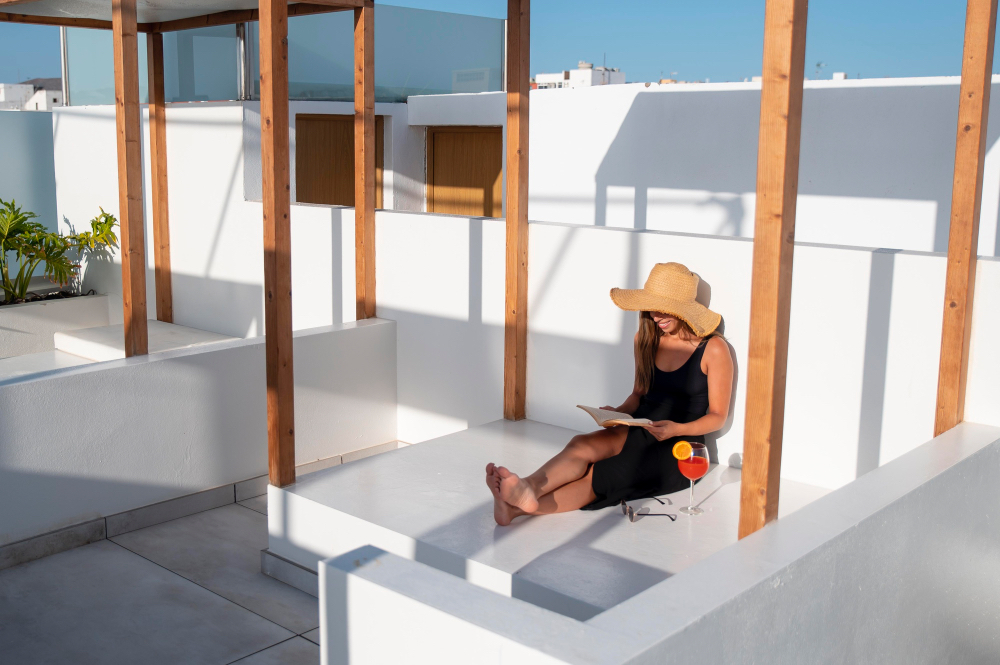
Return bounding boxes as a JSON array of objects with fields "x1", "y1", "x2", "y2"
[
  {"x1": 1, "y1": 0, "x2": 994, "y2": 533},
  {"x1": 1, "y1": 0, "x2": 376, "y2": 488}
]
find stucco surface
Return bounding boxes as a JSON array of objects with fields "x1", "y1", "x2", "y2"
[{"x1": 0, "y1": 319, "x2": 396, "y2": 546}]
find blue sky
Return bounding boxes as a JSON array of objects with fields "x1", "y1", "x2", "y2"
[{"x1": 0, "y1": 0, "x2": 990, "y2": 85}]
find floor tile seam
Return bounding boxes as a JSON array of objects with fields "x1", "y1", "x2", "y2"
[
  {"x1": 235, "y1": 501, "x2": 268, "y2": 516},
  {"x1": 105, "y1": 484, "x2": 238, "y2": 538},
  {"x1": 224, "y1": 635, "x2": 300, "y2": 665},
  {"x1": 106, "y1": 539, "x2": 301, "y2": 637}
]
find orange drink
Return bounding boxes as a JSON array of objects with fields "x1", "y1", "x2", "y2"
[{"x1": 678, "y1": 455, "x2": 709, "y2": 481}]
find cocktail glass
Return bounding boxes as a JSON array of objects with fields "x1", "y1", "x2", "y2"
[{"x1": 678, "y1": 442, "x2": 709, "y2": 515}]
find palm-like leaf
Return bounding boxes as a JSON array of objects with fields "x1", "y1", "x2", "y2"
[{"x1": 1, "y1": 199, "x2": 118, "y2": 304}]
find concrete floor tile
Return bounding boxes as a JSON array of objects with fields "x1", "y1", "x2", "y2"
[
  {"x1": 239, "y1": 494, "x2": 268, "y2": 515},
  {"x1": 0, "y1": 540, "x2": 292, "y2": 665},
  {"x1": 112, "y1": 504, "x2": 317, "y2": 634},
  {"x1": 229, "y1": 637, "x2": 319, "y2": 664},
  {"x1": 301, "y1": 628, "x2": 320, "y2": 645}
]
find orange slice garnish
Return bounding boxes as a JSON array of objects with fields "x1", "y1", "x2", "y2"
[{"x1": 672, "y1": 440, "x2": 692, "y2": 460}]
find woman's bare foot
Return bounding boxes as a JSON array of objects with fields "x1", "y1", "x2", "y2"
[
  {"x1": 486, "y1": 463, "x2": 516, "y2": 526},
  {"x1": 497, "y1": 466, "x2": 539, "y2": 514}
]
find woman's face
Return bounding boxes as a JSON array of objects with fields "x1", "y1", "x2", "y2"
[{"x1": 650, "y1": 311, "x2": 680, "y2": 334}]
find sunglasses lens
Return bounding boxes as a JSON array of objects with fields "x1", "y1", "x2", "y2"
[
  {"x1": 628, "y1": 507, "x2": 635, "y2": 522},
  {"x1": 621, "y1": 502, "x2": 628, "y2": 516}
]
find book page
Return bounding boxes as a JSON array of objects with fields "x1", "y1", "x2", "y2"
[{"x1": 577, "y1": 405, "x2": 652, "y2": 427}]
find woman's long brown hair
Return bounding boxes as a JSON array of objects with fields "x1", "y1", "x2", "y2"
[{"x1": 635, "y1": 311, "x2": 718, "y2": 394}]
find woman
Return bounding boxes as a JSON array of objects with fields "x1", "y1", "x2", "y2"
[{"x1": 486, "y1": 262, "x2": 734, "y2": 526}]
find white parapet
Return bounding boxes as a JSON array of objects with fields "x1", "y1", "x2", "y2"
[
  {"x1": 54, "y1": 320, "x2": 237, "y2": 361},
  {"x1": 318, "y1": 546, "x2": 621, "y2": 665},
  {"x1": 0, "y1": 318, "x2": 397, "y2": 546},
  {"x1": 317, "y1": 422, "x2": 1000, "y2": 664},
  {"x1": 0, "y1": 294, "x2": 109, "y2": 360}
]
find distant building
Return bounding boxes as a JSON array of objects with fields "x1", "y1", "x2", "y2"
[
  {"x1": 0, "y1": 78, "x2": 63, "y2": 111},
  {"x1": 535, "y1": 61, "x2": 625, "y2": 90}
]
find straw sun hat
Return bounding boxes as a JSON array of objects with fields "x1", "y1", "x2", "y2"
[{"x1": 610, "y1": 262, "x2": 721, "y2": 337}]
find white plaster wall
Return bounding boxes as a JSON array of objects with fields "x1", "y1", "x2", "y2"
[
  {"x1": 409, "y1": 77, "x2": 1000, "y2": 256},
  {"x1": 52, "y1": 101, "x2": 425, "y2": 338},
  {"x1": 0, "y1": 295, "x2": 109, "y2": 359},
  {"x1": 379, "y1": 212, "x2": 1000, "y2": 491},
  {"x1": 0, "y1": 319, "x2": 396, "y2": 546},
  {"x1": 375, "y1": 211, "x2": 506, "y2": 443},
  {"x1": 1, "y1": 110, "x2": 58, "y2": 232},
  {"x1": 317, "y1": 423, "x2": 1000, "y2": 665}
]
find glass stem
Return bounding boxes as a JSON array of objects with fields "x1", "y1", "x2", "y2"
[{"x1": 689, "y1": 480, "x2": 694, "y2": 508}]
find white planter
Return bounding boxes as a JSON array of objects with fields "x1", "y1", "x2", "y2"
[{"x1": 0, "y1": 294, "x2": 109, "y2": 359}]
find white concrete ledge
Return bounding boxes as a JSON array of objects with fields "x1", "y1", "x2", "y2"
[
  {"x1": 54, "y1": 320, "x2": 237, "y2": 361},
  {"x1": 315, "y1": 422, "x2": 1000, "y2": 664},
  {"x1": 319, "y1": 546, "x2": 622, "y2": 665},
  {"x1": 0, "y1": 294, "x2": 109, "y2": 359},
  {"x1": 0, "y1": 318, "x2": 397, "y2": 546}
]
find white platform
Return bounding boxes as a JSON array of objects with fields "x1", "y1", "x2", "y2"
[
  {"x1": 54, "y1": 320, "x2": 237, "y2": 361},
  {"x1": 269, "y1": 420, "x2": 829, "y2": 619},
  {"x1": 0, "y1": 350, "x2": 94, "y2": 385}
]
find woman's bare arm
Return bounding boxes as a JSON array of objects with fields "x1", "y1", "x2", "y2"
[{"x1": 641, "y1": 336, "x2": 734, "y2": 440}]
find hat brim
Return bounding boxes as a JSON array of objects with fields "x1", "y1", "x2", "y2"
[{"x1": 610, "y1": 288, "x2": 721, "y2": 337}]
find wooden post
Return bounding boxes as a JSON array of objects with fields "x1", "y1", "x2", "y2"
[
  {"x1": 354, "y1": 2, "x2": 375, "y2": 319},
  {"x1": 354, "y1": 2, "x2": 375, "y2": 320},
  {"x1": 935, "y1": 0, "x2": 998, "y2": 436},
  {"x1": 259, "y1": 0, "x2": 295, "y2": 487},
  {"x1": 112, "y1": 0, "x2": 148, "y2": 356},
  {"x1": 503, "y1": 0, "x2": 529, "y2": 421},
  {"x1": 147, "y1": 32, "x2": 173, "y2": 323},
  {"x1": 737, "y1": 0, "x2": 808, "y2": 540}
]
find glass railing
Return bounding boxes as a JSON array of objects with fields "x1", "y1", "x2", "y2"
[
  {"x1": 65, "y1": 27, "x2": 149, "y2": 105},
  {"x1": 162, "y1": 25, "x2": 240, "y2": 103},
  {"x1": 66, "y1": 5, "x2": 503, "y2": 106},
  {"x1": 65, "y1": 25, "x2": 238, "y2": 105},
  {"x1": 249, "y1": 5, "x2": 504, "y2": 102}
]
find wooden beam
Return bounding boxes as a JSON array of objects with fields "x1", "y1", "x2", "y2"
[
  {"x1": 737, "y1": 0, "x2": 808, "y2": 540},
  {"x1": 259, "y1": 0, "x2": 295, "y2": 487},
  {"x1": 305, "y1": 0, "x2": 370, "y2": 7},
  {"x1": 935, "y1": 0, "x2": 998, "y2": 436},
  {"x1": 0, "y1": 0, "x2": 43, "y2": 9},
  {"x1": 147, "y1": 32, "x2": 173, "y2": 323},
  {"x1": 140, "y1": 4, "x2": 348, "y2": 33},
  {"x1": 354, "y1": 4, "x2": 375, "y2": 319},
  {"x1": 503, "y1": 0, "x2": 529, "y2": 421},
  {"x1": 112, "y1": 0, "x2": 149, "y2": 357},
  {"x1": 0, "y1": 12, "x2": 111, "y2": 29}
]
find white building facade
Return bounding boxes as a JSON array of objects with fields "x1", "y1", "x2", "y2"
[
  {"x1": 535, "y1": 60, "x2": 625, "y2": 89},
  {"x1": 0, "y1": 79, "x2": 63, "y2": 111}
]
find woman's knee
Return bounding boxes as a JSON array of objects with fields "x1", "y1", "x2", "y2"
[{"x1": 564, "y1": 434, "x2": 599, "y2": 460}]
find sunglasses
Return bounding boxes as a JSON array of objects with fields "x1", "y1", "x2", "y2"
[{"x1": 620, "y1": 497, "x2": 677, "y2": 523}]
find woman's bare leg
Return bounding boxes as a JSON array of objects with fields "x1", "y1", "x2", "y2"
[
  {"x1": 490, "y1": 426, "x2": 627, "y2": 516},
  {"x1": 494, "y1": 469, "x2": 599, "y2": 524}
]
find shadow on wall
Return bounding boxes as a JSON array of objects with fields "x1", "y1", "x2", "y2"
[{"x1": 590, "y1": 85, "x2": 1000, "y2": 253}]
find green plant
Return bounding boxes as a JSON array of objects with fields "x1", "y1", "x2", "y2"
[{"x1": 0, "y1": 199, "x2": 119, "y2": 304}]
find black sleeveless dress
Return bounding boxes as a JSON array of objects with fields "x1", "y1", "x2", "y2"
[{"x1": 582, "y1": 342, "x2": 710, "y2": 510}]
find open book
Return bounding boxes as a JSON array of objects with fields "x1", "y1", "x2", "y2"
[{"x1": 577, "y1": 405, "x2": 652, "y2": 427}]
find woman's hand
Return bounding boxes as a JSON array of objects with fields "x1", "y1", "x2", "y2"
[{"x1": 641, "y1": 420, "x2": 681, "y2": 441}]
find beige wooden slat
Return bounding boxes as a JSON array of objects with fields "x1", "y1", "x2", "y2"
[
  {"x1": 935, "y1": 0, "x2": 998, "y2": 436},
  {"x1": 426, "y1": 126, "x2": 503, "y2": 218},
  {"x1": 112, "y1": 0, "x2": 149, "y2": 357},
  {"x1": 737, "y1": 0, "x2": 808, "y2": 540},
  {"x1": 503, "y1": 0, "x2": 529, "y2": 421},
  {"x1": 259, "y1": 0, "x2": 295, "y2": 487}
]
